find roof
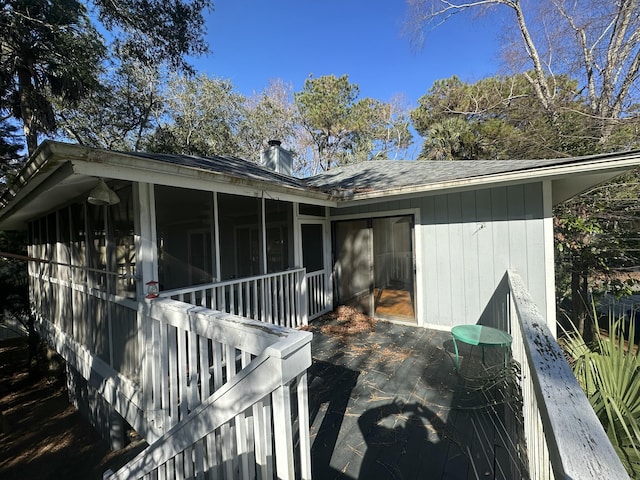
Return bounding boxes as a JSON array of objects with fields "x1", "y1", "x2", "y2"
[
  {"x1": 306, "y1": 158, "x2": 583, "y2": 191},
  {"x1": 124, "y1": 151, "x2": 308, "y2": 191},
  {"x1": 0, "y1": 142, "x2": 323, "y2": 230},
  {"x1": 306, "y1": 151, "x2": 640, "y2": 206},
  {"x1": 1, "y1": 141, "x2": 640, "y2": 229}
]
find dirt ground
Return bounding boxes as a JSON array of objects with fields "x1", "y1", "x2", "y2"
[{"x1": 0, "y1": 336, "x2": 145, "y2": 480}]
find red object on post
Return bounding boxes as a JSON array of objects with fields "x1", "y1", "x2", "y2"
[{"x1": 145, "y1": 280, "x2": 159, "y2": 299}]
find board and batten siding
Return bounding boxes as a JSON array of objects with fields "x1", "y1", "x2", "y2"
[{"x1": 331, "y1": 182, "x2": 549, "y2": 329}]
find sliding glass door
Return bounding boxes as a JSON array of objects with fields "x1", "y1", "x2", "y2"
[{"x1": 333, "y1": 215, "x2": 415, "y2": 322}]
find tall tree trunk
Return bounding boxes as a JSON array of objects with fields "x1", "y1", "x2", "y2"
[
  {"x1": 17, "y1": 65, "x2": 38, "y2": 156},
  {"x1": 582, "y1": 270, "x2": 593, "y2": 344},
  {"x1": 571, "y1": 255, "x2": 593, "y2": 343},
  {"x1": 571, "y1": 266, "x2": 584, "y2": 332}
]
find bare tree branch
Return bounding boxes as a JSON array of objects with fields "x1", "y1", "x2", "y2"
[{"x1": 406, "y1": 0, "x2": 640, "y2": 145}]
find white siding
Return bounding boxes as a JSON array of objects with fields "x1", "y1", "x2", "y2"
[{"x1": 331, "y1": 182, "x2": 549, "y2": 328}]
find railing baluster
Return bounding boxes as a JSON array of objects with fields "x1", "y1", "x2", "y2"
[
  {"x1": 183, "y1": 446, "x2": 193, "y2": 479},
  {"x1": 222, "y1": 344, "x2": 237, "y2": 479},
  {"x1": 199, "y1": 336, "x2": 210, "y2": 399},
  {"x1": 229, "y1": 283, "x2": 238, "y2": 315},
  {"x1": 237, "y1": 281, "x2": 244, "y2": 317},
  {"x1": 244, "y1": 281, "x2": 251, "y2": 319},
  {"x1": 237, "y1": 351, "x2": 252, "y2": 479},
  {"x1": 285, "y1": 273, "x2": 291, "y2": 327},
  {"x1": 187, "y1": 330, "x2": 199, "y2": 410},
  {"x1": 193, "y1": 438, "x2": 205, "y2": 480},
  {"x1": 166, "y1": 458, "x2": 175, "y2": 480},
  {"x1": 168, "y1": 325, "x2": 178, "y2": 430},
  {"x1": 151, "y1": 320, "x2": 162, "y2": 432},
  {"x1": 175, "y1": 450, "x2": 184, "y2": 480},
  {"x1": 297, "y1": 372, "x2": 312, "y2": 480},
  {"x1": 278, "y1": 274, "x2": 284, "y2": 326},
  {"x1": 252, "y1": 280, "x2": 258, "y2": 321},
  {"x1": 177, "y1": 328, "x2": 188, "y2": 422},
  {"x1": 160, "y1": 322, "x2": 170, "y2": 432},
  {"x1": 205, "y1": 430, "x2": 218, "y2": 478},
  {"x1": 260, "y1": 278, "x2": 266, "y2": 323},
  {"x1": 211, "y1": 286, "x2": 218, "y2": 311}
]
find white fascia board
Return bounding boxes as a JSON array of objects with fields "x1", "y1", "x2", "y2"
[
  {"x1": 0, "y1": 149, "x2": 67, "y2": 212},
  {"x1": 67, "y1": 155, "x2": 337, "y2": 207},
  {"x1": 0, "y1": 162, "x2": 78, "y2": 229}
]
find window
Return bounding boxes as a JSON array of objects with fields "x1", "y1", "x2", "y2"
[
  {"x1": 299, "y1": 203, "x2": 325, "y2": 217},
  {"x1": 155, "y1": 186, "x2": 215, "y2": 290}
]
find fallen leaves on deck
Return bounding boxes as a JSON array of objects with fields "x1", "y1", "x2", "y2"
[{"x1": 317, "y1": 305, "x2": 376, "y2": 337}]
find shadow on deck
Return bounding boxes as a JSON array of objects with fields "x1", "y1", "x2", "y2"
[{"x1": 307, "y1": 315, "x2": 528, "y2": 480}]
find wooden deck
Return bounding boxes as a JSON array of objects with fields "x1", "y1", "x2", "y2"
[{"x1": 307, "y1": 316, "x2": 528, "y2": 480}]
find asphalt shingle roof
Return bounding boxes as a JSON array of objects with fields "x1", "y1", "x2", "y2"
[
  {"x1": 126, "y1": 149, "x2": 640, "y2": 198},
  {"x1": 304, "y1": 157, "x2": 595, "y2": 194},
  {"x1": 125, "y1": 151, "x2": 309, "y2": 190}
]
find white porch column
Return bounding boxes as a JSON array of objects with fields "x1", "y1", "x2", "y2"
[
  {"x1": 134, "y1": 182, "x2": 158, "y2": 298},
  {"x1": 542, "y1": 179, "x2": 557, "y2": 336},
  {"x1": 293, "y1": 202, "x2": 302, "y2": 267},
  {"x1": 133, "y1": 182, "x2": 160, "y2": 434}
]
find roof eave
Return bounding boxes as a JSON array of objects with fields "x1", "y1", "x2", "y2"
[
  {"x1": 0, "y1": 141, "x2": 338, "y2": 230},
  {"x1": 330, "y1": 153, "x2": 640, "y2": 207}
]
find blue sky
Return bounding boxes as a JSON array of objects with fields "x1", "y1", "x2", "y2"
[
  {"x1": 191, "y1": 1, "x2": 507, "y2": 159},
  {"x1": 196, "y1": 1, "x2": 505, "y2": 106}
]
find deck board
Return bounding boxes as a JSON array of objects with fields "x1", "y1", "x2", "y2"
[{"x1": 307, "y1": 315, "x2": 528, "y2": 480}]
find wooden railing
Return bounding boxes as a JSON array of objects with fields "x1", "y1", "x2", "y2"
[
  {"x1": 307, "y1": 269, "x2": 332, "y2": 320},
  {"x1": 160, "y1": 268, "x2": 309, "y2": 328},
  {"x1": 105, "y1": 297, "x2": 313, "y2": 480},
  {"x1": 497, "y1": 270, "x2": 629, "y2": 480},
  {"x1": 30, "y1": 260, "x2": 314, "y2": 479},
  {"x1": 29, "y1": 266, "x2": 141, "y2": 382}
]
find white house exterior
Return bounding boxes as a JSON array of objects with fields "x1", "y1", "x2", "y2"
[{"x1": 1, "y1": 140, "x2": 638, "y2": 479}]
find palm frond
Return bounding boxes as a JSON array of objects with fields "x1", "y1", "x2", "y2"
[{"x1": 560, "y1": 312, "x2": 640, "y2": 477}]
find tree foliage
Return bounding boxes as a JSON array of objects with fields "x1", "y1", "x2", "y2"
[
  {"x1": 57, "y1": 60, "x2": 163, "y2": 151},
  {"x1": 562, "y1": 315, "x2": 640, "y2": 477},
  {"x1": 144, "y1": 75, "x2": 245, "y2": 157},
  {"x1": 236, "y1": 79, "x2": 299, "y2": 163},
  {"x1": 93, "y1": 0, "x2": 211, "y2": 72},
  {"x1": 0, "y1": 0, "x2": 105, "y2": 154},
  {"x1": 412, "y1": 73, "x2": 603, "y2": 160},
  {"x1": 0, "y1": 230, "x2": 27, "y2": 311},
  {"x1": 413, "y1": 70, "x2": 640, "y2": 339},
  {"x1": 0, "y1": 0, "x2": 212, "y2": 157},
  {"x1": 406, "y1": 0, "x2": 640, "y2": 149},
  {"x1": 295, "y1": 75, "x2": 412, "y2": 173},
  {"x1": 408, "y1": 1, "x2": 640, "y2": 341},
  {"x1": 555, "y1": 169, "x2": 640, "y2": 338},
  {"x1": 0, "y1": 122, "x2": 23, "y2": 186}
]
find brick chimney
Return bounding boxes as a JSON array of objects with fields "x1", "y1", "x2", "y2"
[{"x1": 260, "y1": 140, "x2": 293, "y2": 176}]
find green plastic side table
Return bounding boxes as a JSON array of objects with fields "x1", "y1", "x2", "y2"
[{"x1": 451, "y1": 324, "x2": 512, "y2": 371}]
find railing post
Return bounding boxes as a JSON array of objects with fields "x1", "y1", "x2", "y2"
[
  {"x1": 299, "y1": 268, "x2": 309, "y2": 326},
  {"x1": 297, "y1": 372, "x2": 312, "y2": 480},
  {"x1": 139, "y1": 301, "x2": 157, "y2": 441},
  {"x1": 272, "y1": 382, "x2": 295, "y2": 480},
  {"x1": 507, "y1": 270, "x2": 629, "y2": 480}
]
